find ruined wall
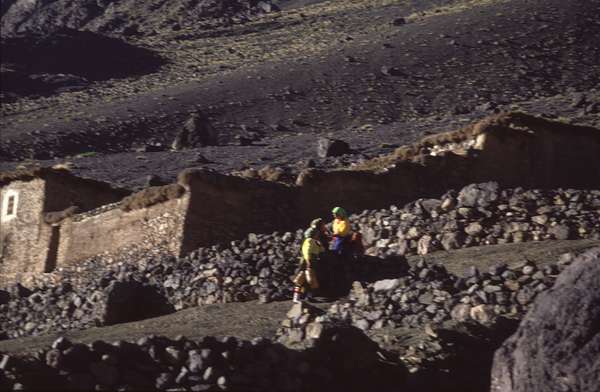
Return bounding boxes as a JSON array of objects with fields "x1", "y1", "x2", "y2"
[
  {"x1": 0, "y1": 179, "x2": 54, "y2": 285},
  {"x1": 176, "y1": 113, "x2": 600, "y2": 250},
  {"x1": 471, "y1": 114, "x2": 600, "y2": 189},
  {"x1": 179, "y1": 170, "x2": 296, "y2": 254},
  {"x1": 56, "y1": 195, "x2": 189, "y2": 267},
  {"x1": 296, "y1": 113, "x2": 600, "y2": 217}
]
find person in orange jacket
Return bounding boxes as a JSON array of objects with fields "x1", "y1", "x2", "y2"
[{"x1": 331, "y1": 206, "x2": 351, "y2": 256}]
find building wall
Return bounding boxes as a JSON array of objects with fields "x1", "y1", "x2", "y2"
[
  {"x1": 180, "y1": 171, "x2": 296, "y2": 254},
  {"x1": 0, "y1": 179, "x2": 54, "y2": 285},
  {"x1": 55, "y1": 195, "x2": 189, "y2": 267}
]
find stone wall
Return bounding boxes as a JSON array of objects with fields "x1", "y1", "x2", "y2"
[
  {"x1": 175, "y1": 113, "x2": 600, "y2": 250},
  {"x1": 296, "y1": 112, "x2": 600, "y2": 219},
  {"x1": 55, "y1": 195, "x2": 189, "y2": 267},
  {"x1": 179, "y1": 170, "x2": 296, "y2": 254},
  {"x1": 0, "y1": 179, "x2": 53, "y2": 285}
]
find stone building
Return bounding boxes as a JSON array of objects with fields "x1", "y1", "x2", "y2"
[
  {"x1": 1, "y1": 112, "x2": 599, "y2": 285},
  {"x1": 0, "y1": 168, "x2": 130, "y2": 283}
]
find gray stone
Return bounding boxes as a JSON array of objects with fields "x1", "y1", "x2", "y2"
[
  {"x1": 305, "y1": 322, "x2": 324, "y2": 339},
  {"x1": 465, "y1": 222, "x2": 484, "y2": 236},
  {"x1": 172, "y1": 112, "x2": 218, "y2": 150},
  {"x1": 373, "y1": 279, "x2": 401, "y2": 292},
  {"x1": 492, "y1": 248, "x2": 600, "y2": 392},
  {"x1": 531, "y1": 215, "x2": 549, "y2": 225},
  {"x1": 484, "y1": 285, "x2": 502, "y2": 293},
  {"x1": 354, "y1": 319, "x2": 370, "y2": 331},
  {"x1": 441, "y1": 231, "x2": 464, "y2": 250},
  {"x1": 417, "y1": 235, "x2": 440, "y2": 255},
  {"x1": 548, "y1": 224, "x2": 571, "y2": 240},
  {"x1": 287, "y1": 303, "x2": 304, "y2": 319},
  {"x1": 451, "y1": 304, "x2": 471, "y2": 322},
  {"x1": 469, "y1": 304, "x2": 496, "y2": 324},
  {"x1": 458, "y1": 182, "x2": 499, "y2": 208},
  {"x1": 0, "y1": 355, "x2": 15, "y2": 370},
  {"x1": 317, "y1": 137, "x2": 351, "y2": 158}
]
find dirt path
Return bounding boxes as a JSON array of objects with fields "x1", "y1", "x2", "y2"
[
  {"x1": 0, "y1": 300, "x2": 331, "y2": 355},
  {"x1": 408, "y1": 238, "x2": 600, "y2": 275}
]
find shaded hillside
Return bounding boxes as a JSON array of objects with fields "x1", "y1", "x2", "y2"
[
  {"x1": 1, "y1": 29, "x2": 166, "y2": 98},
  {"x1": 1, "y1": 0, "x2": 598, "y2": 179}
]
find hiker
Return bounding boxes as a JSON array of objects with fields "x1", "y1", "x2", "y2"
[
  {"x1": 310, "y1": 217, "x2": 331, "y2": 250},
  {"x1": 331, "y1": 206, "x2": 352, "y2": 257},
  {"x1": 292, "y1": 227, "x2": 324, "y2": 303}
]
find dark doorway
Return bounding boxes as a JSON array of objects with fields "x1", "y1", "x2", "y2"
[{"x1": 44, "y1": 226, "x2": 60, "y2": 272}]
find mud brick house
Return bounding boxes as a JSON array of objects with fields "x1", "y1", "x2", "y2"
[
  {"x1": 1, "y1": 112, "x2": 600, "y2": 285},
  {"x1": 0, "y1": 168, "x2": 130, "y2": 282}
]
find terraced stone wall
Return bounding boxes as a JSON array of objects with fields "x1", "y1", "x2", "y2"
[{"x1": 55, "y1": 195, "x2": 189, "y2": 267}]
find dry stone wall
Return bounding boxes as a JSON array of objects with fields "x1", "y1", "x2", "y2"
[
  {"x1": 179, "y1": 170, "x2": 296, "y2": 254},
  {"x1": 297, "y1": 113, "x2": 600, "y2": 224},
  {"x1": 172, "y1": 114, "x2": 600, "y2": 252},
  {"x1": 56, "y1": 195, "x2": 189, "y2": 267}
]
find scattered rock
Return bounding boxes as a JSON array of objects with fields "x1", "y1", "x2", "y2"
[
  {"x1": 172, "y1": 112, "x2": 218, "y2": 150},
  {"x1": 317, "y1": 137, "x2": 351, "y2": 158}
]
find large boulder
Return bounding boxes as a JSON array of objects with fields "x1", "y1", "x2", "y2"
[
  {"x1": 172, "y1": 112, "x2": 218, "y2": 149},
  {"x1": 457, "y1": 182, "x2": 499, "y2": 208},
  {"x1": 491, "y1": 248, "x2": 600, "y2": 392},
  {"x1": 317, "y1": 137, "x2": 351, "y2": 158}
]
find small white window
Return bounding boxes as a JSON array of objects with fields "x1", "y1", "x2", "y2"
[
  {"x1": 6, "y1": 196, "x2": 15, "y2": 216},
  {"x1": 1, "y1": 190, "x2": 19, "y2": 222}
]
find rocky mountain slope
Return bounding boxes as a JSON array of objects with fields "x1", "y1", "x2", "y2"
[
  {"x1": 1, "y1": 0, "x2": 280, "y2": 37},
  {"x1": 2, "y1": 0, "x2": 599, "y2": 188}
]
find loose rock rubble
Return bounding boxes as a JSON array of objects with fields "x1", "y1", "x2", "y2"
[
  {"x1": 0, "y1": 277, "x2": 174, "y2": 339},
  {"x1": 358, "y1": 182, "x2": 600, "y2": 257},
  {"x1": 1, "y1": 183, "x2": 598, "y2": 340},
  {"x1": 328, "y1": 253, "x2": 575, "y2": 333},
  {"x1": 0, "y1": 328, "x2": 398, "y2": 391}
]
